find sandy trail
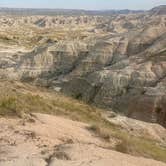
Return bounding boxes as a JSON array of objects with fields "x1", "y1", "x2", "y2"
[{"x1": 0, "y1": 113, "x2": 165, "y2": 166}]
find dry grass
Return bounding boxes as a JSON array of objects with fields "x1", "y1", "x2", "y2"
[
  {"x1": 87, "y1": 125, "x2": 110, "y2": 142},
  {"x1": 0, "y1": 25, "x2": 86, "y2": 49},
  {"x1": 0, "y1": 80, "x2": 166, "y2": 163},
  {"x1": 87, "y1": 124, "x2": 166, "y2": 163}
]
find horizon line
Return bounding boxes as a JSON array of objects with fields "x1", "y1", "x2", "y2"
[{"x1": 0, "y1": 6, "x2": 159, "y2": 11}]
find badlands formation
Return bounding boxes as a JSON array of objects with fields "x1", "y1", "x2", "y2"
[
  {"x1": 0, "y1": 5, "x2": 166, "y2": 166},
  {"x1": 0, "y1": 6, "x2": 165, "y2": 126}
]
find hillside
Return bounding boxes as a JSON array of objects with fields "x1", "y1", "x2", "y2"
[
  {"x1": 1, "y1": 113, "x2": 166, "y2": 166},
  {"x1": 0, "y1": 80, "x2": 166, "y2": 166}
]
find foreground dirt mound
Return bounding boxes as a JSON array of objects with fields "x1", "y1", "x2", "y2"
[{"x1": 0, "y1": 113, "x2": 166, "y2": 166}]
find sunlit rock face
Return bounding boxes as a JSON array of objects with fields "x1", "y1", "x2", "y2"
[{"x1": 0, "y1": 6, "x2": 165, "y2": 126}]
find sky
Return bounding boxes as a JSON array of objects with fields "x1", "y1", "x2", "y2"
[{"x1": 0, "y1": 0, "x2": 166, "y2": 10}]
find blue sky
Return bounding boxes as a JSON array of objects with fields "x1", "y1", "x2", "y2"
[{"x1": 0, "y1": 0, "x2": 166, "y2": 10}]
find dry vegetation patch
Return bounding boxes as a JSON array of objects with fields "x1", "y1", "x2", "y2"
[{"x1": 0, "y1": 80, "x2": 166, "y2": 163}]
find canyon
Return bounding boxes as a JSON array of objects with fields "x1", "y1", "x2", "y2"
[
  {"x1": 0, "y1": 6, "x2": 165, "y2": 126},
  {"x1": 0, "y1": 5, "x2": 166, "y2": 166}
]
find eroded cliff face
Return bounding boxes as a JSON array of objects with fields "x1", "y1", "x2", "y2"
[{"x1": 0, "y1": 7, "x2": 165, "y2": 126}]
